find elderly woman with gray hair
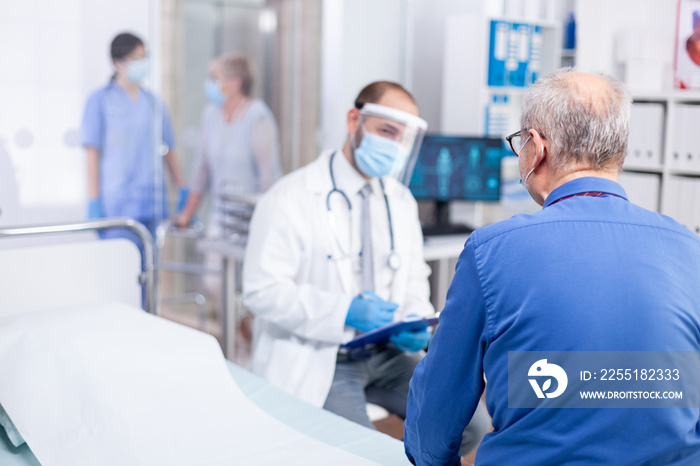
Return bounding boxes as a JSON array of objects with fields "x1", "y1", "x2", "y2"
[
  {"x1": 175, "y1": 53, "x2": 281, "y2": 362},
  {"x1": 176, "y1": 52, "x2": 282, "y2": 230}
]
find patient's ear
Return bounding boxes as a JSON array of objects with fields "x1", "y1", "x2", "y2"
[{"x1": 530, "y1": 130, "x2": 547, "y2": 167}]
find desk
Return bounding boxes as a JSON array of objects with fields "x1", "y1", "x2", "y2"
[
  {"x1": 196, "y1": 237, "x2": 246, "y2": 360},
  {"x1": 423, "y1": 234, "x2": 469, "y2": 312}
]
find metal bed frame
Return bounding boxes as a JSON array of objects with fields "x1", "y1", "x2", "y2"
[
  {"x1": 0, "y1": 218, "x2": 157, "y2": 315},
  {"x1": 156, "y1": 220, "x2": 218, "y2": 332}
]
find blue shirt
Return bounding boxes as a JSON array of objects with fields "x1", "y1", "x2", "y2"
[
  {"x1": 405, "y1": 177, "x2": 700, "y2": 465},
  {"x1": 81, "y1": 81, "x2": 176, "y2": 221}
]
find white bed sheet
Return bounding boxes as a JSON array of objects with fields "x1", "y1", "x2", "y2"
[{"x1": 0, "y1": 302, "x2": 387, "y2": 465}]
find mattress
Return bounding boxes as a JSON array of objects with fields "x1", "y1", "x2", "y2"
[{"x1": 0, "y1": 361, "x2": 409, "y2": 466}]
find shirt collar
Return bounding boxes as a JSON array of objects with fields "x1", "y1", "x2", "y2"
[
  {"x1": 332, "y1": 149, "x2": 379, "y2": 196},
  {"x1": 108, "y1": 79, "x2": 146, "y2": 101},
  {"x1": 543, "y1": 177, "x2": 628, "y2": 208}
]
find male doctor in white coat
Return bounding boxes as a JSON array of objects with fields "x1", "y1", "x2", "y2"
[{"x1": 243, "y1": 81, "x2": 490, "y2": 455}]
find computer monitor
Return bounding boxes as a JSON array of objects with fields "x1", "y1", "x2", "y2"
[{"x1": 408, "y1": 134, "x2": 504, "y2": 236}]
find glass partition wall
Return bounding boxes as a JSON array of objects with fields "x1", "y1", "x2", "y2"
[{"x1": 160, "y1": 0, "x2": 322, "y2": 349}]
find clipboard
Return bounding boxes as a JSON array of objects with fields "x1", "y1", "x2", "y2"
[{"x1": 342, "y1": 317, "x2": 440, "y2": 349}]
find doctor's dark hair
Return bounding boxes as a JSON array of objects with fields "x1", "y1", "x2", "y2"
[
  {"x1": 110, "y1": 33, "x2": 144, "y2": 62},
  {"x1": 520, "y1": 67, "x2": 631, "y2": 171},
  {"x1": 354, "y1": 81, "x2": 417, "y2": 109}
]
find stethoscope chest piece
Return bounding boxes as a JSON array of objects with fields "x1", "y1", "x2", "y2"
[{"x1": 387, "y1": 251, "x2": 402, "y2": 271}]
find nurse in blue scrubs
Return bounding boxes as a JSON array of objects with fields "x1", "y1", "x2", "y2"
[{"x1": 81, "y1": 32, "x2": 187, "y2": 244}]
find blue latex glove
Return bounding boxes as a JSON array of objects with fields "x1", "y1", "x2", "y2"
[
  {"x1": 390, "y1": 324, "x2": 432, "y2": 352},
  {"x1": 345, "y1": 291, "x2": 398, "y2": 333},
  {"x1": 87, "y1": 198, "x2": 104, "y2": 219},
  {"x1": 176, "y1": 187, "x2": 189, "y2": 213}
]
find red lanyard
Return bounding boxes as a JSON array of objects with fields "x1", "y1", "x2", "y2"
[{"x1": 550, "y1": 192, "x2": 625, "y2": 206}]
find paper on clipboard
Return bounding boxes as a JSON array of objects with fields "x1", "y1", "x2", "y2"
[{"x1": 342, "y1": 317, "x2": 440, "y2": 349}]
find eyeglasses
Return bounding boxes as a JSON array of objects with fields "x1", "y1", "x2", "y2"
[{"x1": 505, "y1": 129, "x2": 546, "y2": 157}]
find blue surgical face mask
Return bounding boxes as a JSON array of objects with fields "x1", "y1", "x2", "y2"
[
  {"x1": 204, "y1": 79, "x2": 226, "y2": 106},
  {"x1": 354, "y1": 131, "x2": 405, "y2": 178},
  {"x1": 126, "y1": 59, "x2": 149, "y2": 83}
]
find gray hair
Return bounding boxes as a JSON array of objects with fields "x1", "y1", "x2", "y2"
[
  {"x1": 212, "y1": 52, "x2": 254, "y2": 96},
  {"x1": 520, "y1": 67, "x2": 631, "y2": 171}
]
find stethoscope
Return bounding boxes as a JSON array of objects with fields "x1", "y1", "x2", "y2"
[{"x1": 326, "y1": 151, "x2": 401, "y2": 271}]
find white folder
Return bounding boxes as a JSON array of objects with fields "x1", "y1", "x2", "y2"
[
  {"x1": 618, "y1": 172, "x2": 660, "y2": 212},
  {"x1": 692, "y1": 178, "x2": 700, "y2": 236},
  {"x1": 626, "y1": 104, "x2": 645, "y2": 168},
  {"x1": 644, "y1": 103, "x2": 664, "y2": 167},
  {"x1": 662, "y1": 176, "x2": 681, "y2": 222},
  {"x1": 679, "y1": 177, "x2": 694, "y2": 229},
  {"x1": 686, "y1": 106, "x2": 700, "y2": 170},
  {"x1": 670, "y1": 106, "x2": 688, "y2": 169}
]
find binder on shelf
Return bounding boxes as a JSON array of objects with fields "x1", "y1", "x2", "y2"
[
  {"x1": 625, "y1": 103, "x2": 664, "y2": 168},
  {"x1": 618, "y1": 172, "x2": 660, "y2": 212},
  {"x1": 504, "y1": 23, "x2": 520, "y2": 86},
  {"x1": 679, "y1": 177, "x2": 695, "y2": 229},
  {"x1": 662, "y1": 176, "x2": 682, "y2": 222},
  {"x1": 341, "y1": 317, "x2": 440, "y2": 349},
  {"x1": 527, "y1": 25, "x2": 543, "y2": 85},
  {"x1": 488, "y1": 20, "x2": 544, "y2": 88},
  {"x1": 670, "y1": 105, "x2": 689, "y2": 169},
  {"x1": 485, "y1": 94, "x2": 510, "y2": 137},
  {"x1": 509, "y1": 23, "x2": 530, "y2": 87},
  {"x1": 692, "y1": 178, "x2": 700, "y2": 235},
  {"x1": 626, "y1": 104, "x2": 645, "y2": 167},
  {"x1": 685, "y1": 106, "x2": 700, "y2": 170},
  {"x1": 644, "y1": 103, "x2": 665, "y2": 167},
  {"x1": 488, "y1": 20, "x2": 510, "y2": 86}
]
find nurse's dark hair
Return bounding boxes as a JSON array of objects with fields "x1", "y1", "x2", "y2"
[
  {"x1": 110, "y1": 32, "x2": 144, "y2": 62},
  {"x1": 109, "y1": 32, "x2": 144, "y2": 81},
  {"x1": 354, "y1": 81, "x2": 417, "y2": 109}
]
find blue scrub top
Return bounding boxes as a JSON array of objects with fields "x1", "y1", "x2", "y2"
[{"x1": 81, "y1": 80, "x2": 176, "y2": 222}]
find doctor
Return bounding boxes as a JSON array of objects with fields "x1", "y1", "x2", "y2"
[{"x1": 243, "y1": 81, "x2": 490, "y2": 454}]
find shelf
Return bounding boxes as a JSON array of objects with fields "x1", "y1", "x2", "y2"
[
  {"x1": 631, "y1": 90, "x2": 700, "y2": 102},
  {"x1": 668, "y1": 167, "x2": 700, "y2": 177},
  {"x1": 486, "y1": 16, "x2": 560, "y2": 29},
  {"x1": 622, "y1": 165, "x2": 663, "y2": 174},
  {"x1": 484, "y1": 86, "x2": 529, "y2": 96}
]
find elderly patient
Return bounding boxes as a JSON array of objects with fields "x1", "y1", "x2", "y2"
[{"x1": 404, "y1": 68, "x2": 700, "y2": 465}]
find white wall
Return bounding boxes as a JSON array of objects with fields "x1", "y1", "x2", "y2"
[
  {"x1": 0, "y1": 0, "x2": 154, "y2": 232},
  {"x1": 319, "y1": 0, "x2": 406, "y2": 151},
  {"x1": 411, "y1": 0, "x2": 486, "y2": 132},
  {"x1": 576, "y1": 0, "x2": 676, "y2": 88}
]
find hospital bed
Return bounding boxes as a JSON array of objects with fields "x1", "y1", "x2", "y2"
[{"x1": 0, "y1": 219, "x2": 409, "y2": 466}]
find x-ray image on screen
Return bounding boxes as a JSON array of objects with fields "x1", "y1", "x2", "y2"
[{"x1": 409, "y1": 135, "x2": 503, "y2": 202}]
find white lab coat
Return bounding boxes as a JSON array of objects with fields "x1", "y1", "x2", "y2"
[{"x1": 242, "y1": 149, "x2": 434, "y2": 407}]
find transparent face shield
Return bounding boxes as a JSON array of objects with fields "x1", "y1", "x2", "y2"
[{"x1": 354, "y1": 103, "x2": 428, "y2": 184}]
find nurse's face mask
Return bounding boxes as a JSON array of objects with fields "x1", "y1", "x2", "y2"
[
  {"x1": 126, "y1": 59, "x2": 149, "y2": 83},
  {"x1": 118, "y1": 45, "x2": 149, "y2": 84},
  {"x1": 351, "y1": 103, "x2": 428, "y2": 184}
]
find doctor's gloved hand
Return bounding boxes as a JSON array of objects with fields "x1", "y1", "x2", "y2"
[
  {"x1": 87, "y1": 198, "x2": 104, "y2": 220},
  {"x1": 176, "y1": 187, "x2": 189, "y2": 213},
  {"x1": 345, "y1": 291, "x2": 398, "y2": 333},
  {"x1": 390, "y1": 327, "x2": 432, "y2": 353}
]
